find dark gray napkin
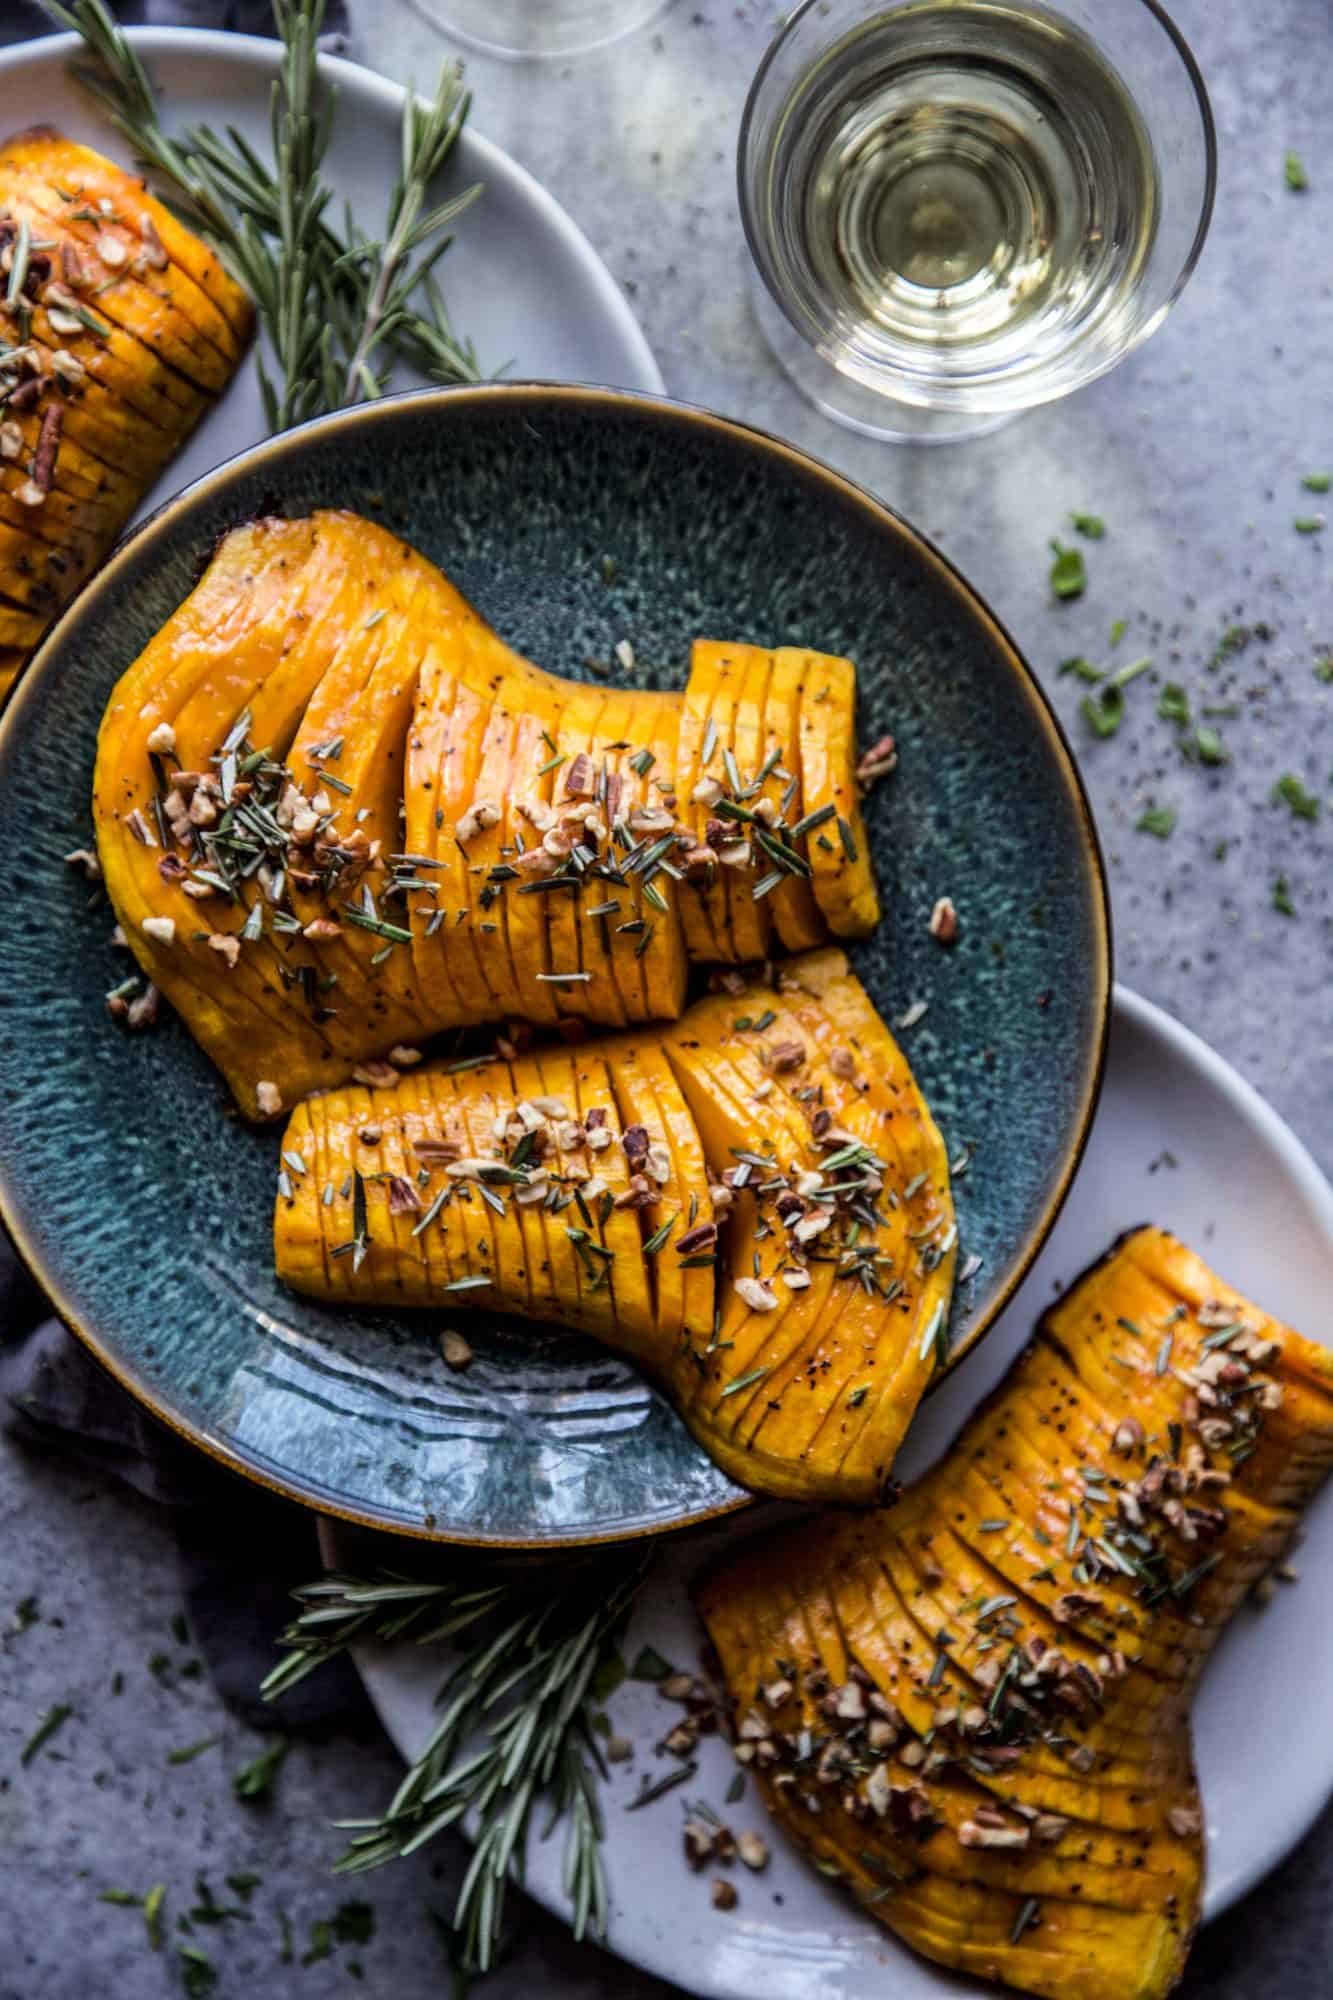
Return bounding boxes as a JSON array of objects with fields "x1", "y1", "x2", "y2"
[
  {"x1": 0, "y1": 1230, "x2": 372, "y2": 1729},
  {"x1": 0, "y1": 0, "x2": 364, "y2": 1735}
]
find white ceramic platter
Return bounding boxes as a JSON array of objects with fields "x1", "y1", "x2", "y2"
[
  {"x1": 0, "y1": 27, "x2": 663, "y2": 527},
  {"x1": 343, "y1": 985, "x2": 1333, "y2": 1998}
]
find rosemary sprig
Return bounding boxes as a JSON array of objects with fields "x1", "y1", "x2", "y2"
[
  {"x1": 44, "y1": 0, "x2": 484, "y2": 425},
  {"x1": 263, "y1": 1552, "x2": 650, "y2": 1970}
]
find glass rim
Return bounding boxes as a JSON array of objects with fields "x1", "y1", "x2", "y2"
[{"x1": 736, "y1": 0, "x2": 1219, "y2": 410}]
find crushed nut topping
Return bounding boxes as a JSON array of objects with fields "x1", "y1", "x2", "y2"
[{"x1": 928, "y1": 895, "x2": 958, "y2": 945}]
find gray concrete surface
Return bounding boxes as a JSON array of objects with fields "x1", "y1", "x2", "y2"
[{"x1": 3, "y1": 0, "x2": 1331, "y2": 1994}]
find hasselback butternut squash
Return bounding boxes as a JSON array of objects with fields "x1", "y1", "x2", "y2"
[
  {"x1": 697, "y1": 1226, "x2": 1333, "y2": 2000},
  {"x1": 0, "y1": 126, "x2": 252, "y2": 700},
  {"x1": 274, "y1": 949, "x2": 953, "y2": 1504},
  {"x1": 96, "y1": 513, "x2": 885, "y2": 1114}
]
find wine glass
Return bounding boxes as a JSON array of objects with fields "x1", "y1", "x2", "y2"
[
  {"x1": 738, "y1": 0, "x2": 1216, "y2": 443},
  {"x1": 401, "y1": 0, "x2": 675, "y2": 61}
]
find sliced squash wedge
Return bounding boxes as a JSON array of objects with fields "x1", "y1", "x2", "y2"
[
  {"x1": 697, "y1": 1226, "x2": 1333, "y2": 2000},
  {"x1": 275, "y1": 948, "x2": 951, "y2": 1506},
  {"x1": 0, "y1": 126, "x2": 250, "y2": 693},
  {"x1": 788, "y1": 645, "x2": 880, "y2": 936},
  {"x1": 100, "y1": 513, "x2": 890, "y2": 1107}
]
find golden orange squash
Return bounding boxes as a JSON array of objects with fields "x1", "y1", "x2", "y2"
[
  {"x1": 0, "y1": 126, "x2": 252, "y2": 701},
  {"x1": 273, "y1": 950, "x2": 952, "y2": 1505},
  {"x1": 697, "y1": 1227, "x2": 1333, "y2": 2000},
  {"x1": 95, "y1": 512, "x2": 883, "y2": 1117}
]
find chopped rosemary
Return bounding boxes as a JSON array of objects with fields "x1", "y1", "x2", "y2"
[
  {"x1": 720, "y1": 1365, "x2": 772, "y2": 1398},
  {"x1": 20, "y1": 1701, "x2": 72, "y2": 1764},
  {"x1": 1048, "y1": 539, "x2": 1086, "y2": 599},
  {"x1": 1136, "y1": 806, "x2": 1177, "y2": 839}
]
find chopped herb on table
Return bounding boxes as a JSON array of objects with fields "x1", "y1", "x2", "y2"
[
  {"x1": 1070, "y1": 512, "x2": 1105, "y2": 539},
  {"x1": 1285, "y1": 149, "x2": 1309, "y2": 190},
  {"x1": 335, "y1": 1901, "x2": 376, "y2": 1947},
  {"x1": 1058, "y1": 655, "x2": 1103, "y2": 683},
  {"x1": 178, "y1": 1945, "x2": 218, "y2": 1998},
  {"x1": 1188, "y1": 725, "x2": 1227, "y2": 766},
  {"x1": 144, "y1": 1883, "x2": 167, "y2": 1951},
  {"x1": 1294, "y1": 515, "x2": 1326, "y2": 535},
  {"x1": 1273, "y1": 774, "x2": 1319, "y2": 821},
  {"x1": 1157, "y1": 682, "x2": 1191, "y2": 726},
  {"x1": 168, "y1": 1735, "x2": 222, "y2": 1766},
  {"x1": 1273, "y1": 875, "x2": 1296, "y2": 916},
  {"x1": 1080, "y1": 685, "x2": 1124, "y2": 738},
  {"x1": 1109, "y1": 617, "x2": 1128, "y2": 646},
  {"x1": 233, "y1": 1736, "x2": 289, "y2": 1801},
  {"x1": 1206, "y1": 623, "x2": 1253, "y2": 671},
  {"x1": 1136, "y1": 806, "x2": 1177, "y2": 839},
  {"x1": 20, "y1": 1701, "x2": 72, "y2": 1764},
  {"x1": 1316, "y1": 656, "x2": 1333, "y2": 682},
  {"x1": 1302, "y1": 472, "x2": 1331, "y2": 493},
  {"x1": 1048, "y1": 540, "x2": 1087, "y2": 599}
]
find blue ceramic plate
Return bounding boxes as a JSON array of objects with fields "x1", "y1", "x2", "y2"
[{"x1": 0, "y1": 386, "x2": 1109, "y2": 1546}]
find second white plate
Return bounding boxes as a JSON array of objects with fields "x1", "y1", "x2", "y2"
[{"x1": 344, "y1": 984, "x2": 1333, "y2": 1998}]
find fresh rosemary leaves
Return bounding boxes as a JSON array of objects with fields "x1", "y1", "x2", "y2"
[
  {"x1": 45, "y1": 0, "x2": 483, "y2": 427},
  {"x1": 262, "y1": 1554, "x2": 650, "y2": 1970}
]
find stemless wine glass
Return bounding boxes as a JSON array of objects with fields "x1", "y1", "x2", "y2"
[
  {"x1": 403, "y1": 0, "x2": 675, "y2": 60},
  {"x1": 738, "y1": 0, "x2": 1216, "y2": 443}
]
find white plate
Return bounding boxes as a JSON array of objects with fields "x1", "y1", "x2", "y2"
[
  {"x1": 0, "y1": 28, "x2": 663, "y2": 527},
  {"x1": 341, "y1": 984, "x2": 1333, "y2": 1999}
]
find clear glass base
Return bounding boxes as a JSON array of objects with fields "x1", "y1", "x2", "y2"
[
  {"x1": 748, "y1": 268, "x2": 1015, "y2": 445},
  {"x1": 405, "y1": 0, "x2": 675, "y2": 60}
]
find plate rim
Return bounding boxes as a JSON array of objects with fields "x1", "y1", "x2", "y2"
[
  {"x1": 0, "y1": 379, "x2": 1111, "y2": 1546},
  {"x1": 342, "y1": 980, "x2": 1333, "y2": 1992},
  {"x1": 0, "y1": 25, "x2": 666, "y2": 400}
]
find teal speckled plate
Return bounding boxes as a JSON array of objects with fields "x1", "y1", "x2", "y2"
[{"x1": 0, "y1": 386, "x2": 1110, "y2": 1546}]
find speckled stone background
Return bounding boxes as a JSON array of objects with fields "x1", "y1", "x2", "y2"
[{"x1": 2, "y1": 1, "x2": 1330, "y2": 1996}]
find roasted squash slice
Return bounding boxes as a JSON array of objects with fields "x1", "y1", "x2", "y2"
[
  {"x1": 0, "y1": 156, "x2": 240, "y2": 395},
  {"x1": 99, "y1": 513, "x2": 887, "y2": 1104},
  {"x1": 405, "y1": 616, "x2": 510, "y2": 1027},
  {"x1": 697, "y1": 1226, "x2": 1333, "y2": 2000},
  {"x1": 0, "y1": 126, "x2": 251, "y2": 696},
  {"x1": 0, "y1": 128, "x2": 250, "y2": 341},
  {"x1": 679, "y1": 640, "x2": 771, "y2": 963},
  {"x1": 788, "y1": 646, "x2": 879, "y2": 936},
  {"x1": 95, "y1": 515, "x2": 412, "y2": 1118},
  {"x1": 0, "y1": 159, "x2": 243, "y2": 375},
  {"x1": 756, "y1": 642, "x2": 825, "y2": 952},
  {"x1": 659, "y1": 949, "x2": 952, "y2": 1500},
  {"x1": 275, "y1": 949, "x2": 952, "y2": 1505}
]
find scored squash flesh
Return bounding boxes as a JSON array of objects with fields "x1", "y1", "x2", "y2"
[
  {"x1": 273, "y1": 949, "x2": 954, "y2": 1505},
  {"x1": 95, "y1": 512, "x2": 886, "y2": 1114},
  {"x1": 0, "y1": 127, "x2": 252, "y2": 696},
  {"x1": 697, "y1": 1226, "x2": 1333, "y2": 2000},
  {"x1": 0, "y1": 125, "x2": 253, "y2": 699}
]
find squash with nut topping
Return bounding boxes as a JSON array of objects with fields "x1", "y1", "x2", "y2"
[
  {"x1": 273, "y1": 951, "x2": 954, "y2": 1505},
  {"x1": 94, "y1": 510, "x2": 886, "y2": 1115},
  {"x1": 0, "y1": 126, "x2": 252, "y2": 700},
  {"x1": 696, "y1": 1227, "x2": 1333, "y2": 2000}
]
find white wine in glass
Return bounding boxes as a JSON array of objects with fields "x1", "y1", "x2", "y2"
[{"x1": 740, "y1": 0, "x2": 1215, "y2": 442}]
